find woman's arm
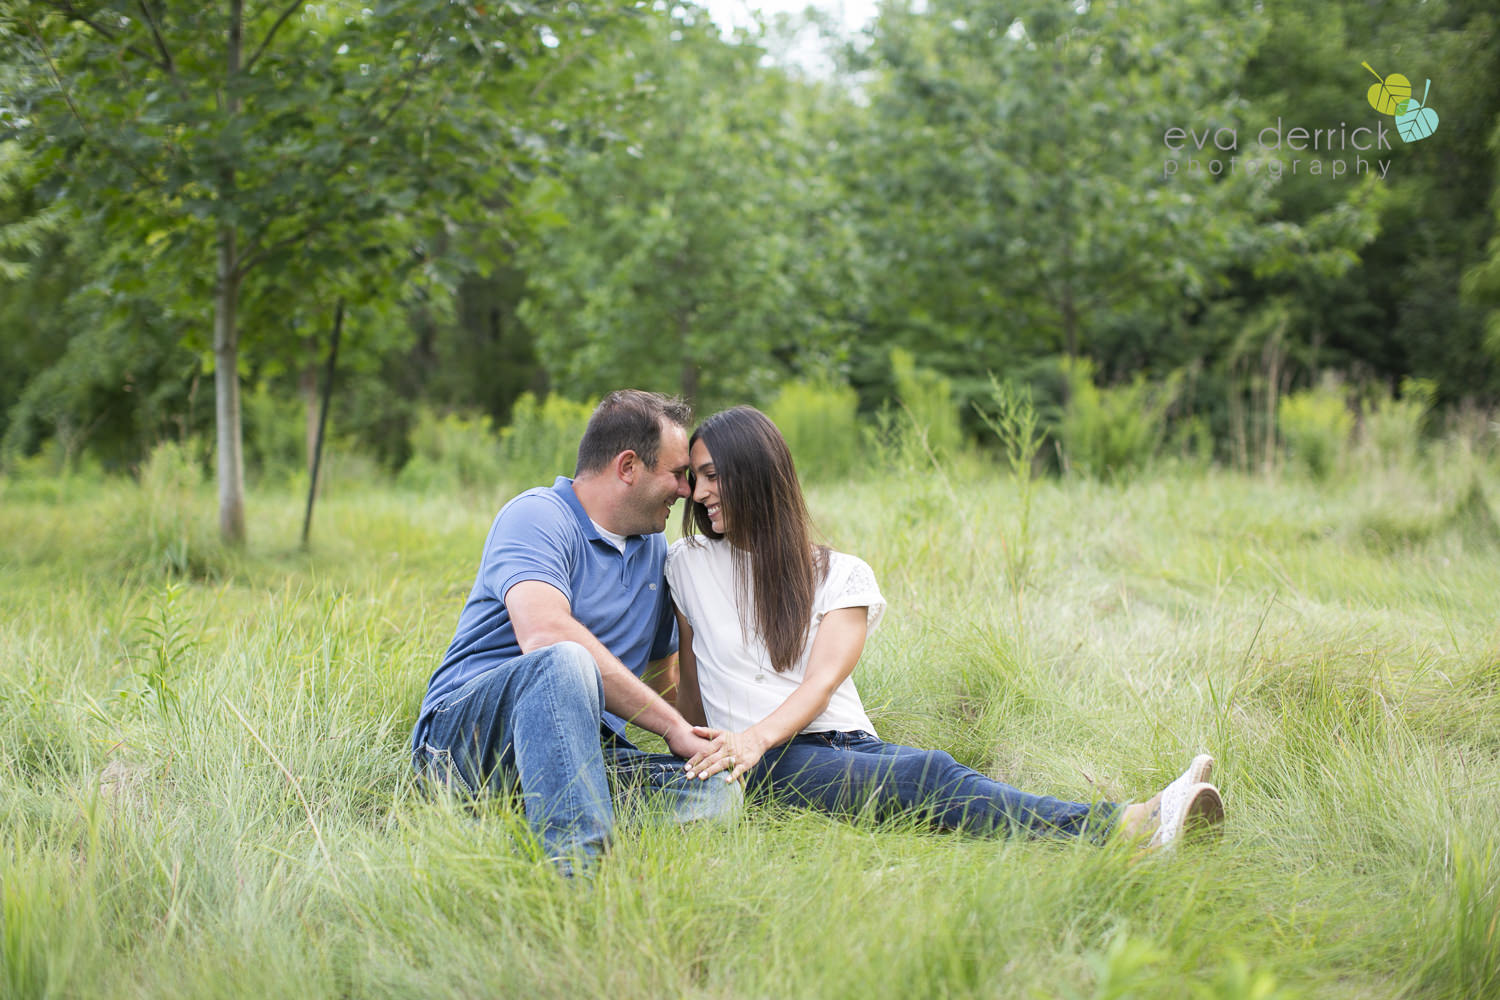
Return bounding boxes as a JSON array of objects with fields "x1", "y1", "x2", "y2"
[
  {"x1": 686, "y1": 605, "x2": 868, "y2": 782},
  {"x1": 642, "y1": 653, "x2": 678, "y2": 708},
  {"x1": 674, "y1": 611, "x2": 708, "y2": 728}
]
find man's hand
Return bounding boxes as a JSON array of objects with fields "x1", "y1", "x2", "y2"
[{"x1": 665, "y1": 724, "x2": 720, "y2": 763}]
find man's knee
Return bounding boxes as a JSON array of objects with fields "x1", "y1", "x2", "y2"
[
  {"x1": 547, "y1": 639, "x2": 599, "y2": 680},
  {"x1": 518, "y1": 640, "x2": 604, "y2": 708}
]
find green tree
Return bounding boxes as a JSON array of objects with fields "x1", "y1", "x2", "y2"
[
  {"x1": 1241, "y1": 0, "x2": 1500, "y2": 404},
  {"x1": 1, "y1": 0, "x2": 611, "y2": 540},
  {"x1": 517, "y1": 7, "x2": 866, "y2": 409},
  {"x1": 841, "y1": 0, "x2": 1385, "y2": 412}
]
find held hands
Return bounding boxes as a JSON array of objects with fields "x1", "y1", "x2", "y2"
[
  {"x1": 665, "y1": 725, "x2": 719, "y2": 762},
  {"x1": 683, "y1": 726, "x2": 766, "y2": 783}
]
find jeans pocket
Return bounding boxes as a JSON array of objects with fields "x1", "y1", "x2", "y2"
[{"x1": 415, "y1": 743, "x2": 477, "y2": 796}]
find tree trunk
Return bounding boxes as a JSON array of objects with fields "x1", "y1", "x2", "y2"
[
  {"x1": 214, "y1": 224, "x2": 246, "y2": 544},
  {"x1": 1262, "y1": 330, "x2": 1283, "y2": 478},
  {"x1": 676, "y1": 300, "x2": 698, "y2": 406},
  {"x1": 215, "y1": 0, "x2": 246, "y2": 545},
  {"x1": 1061, "y1": 290, "x2": 1078, "y2": 362}
]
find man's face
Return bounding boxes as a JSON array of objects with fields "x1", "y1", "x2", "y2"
[{"x1": 623, "y1": 420, "x2": 691, "y2": 535}]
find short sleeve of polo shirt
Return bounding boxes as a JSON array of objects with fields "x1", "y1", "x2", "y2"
[{"x1": 480, "y1": 491, "x2": 580, "y2": 604}]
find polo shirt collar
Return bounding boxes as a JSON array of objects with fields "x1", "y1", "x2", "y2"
[{"x1": 552, "y1": 476, "x2": 646, "y2": 549}]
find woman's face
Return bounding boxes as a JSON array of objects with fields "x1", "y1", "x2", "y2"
[{"x1": 689, "y1": 438, "x2": 726, "y2": 535}]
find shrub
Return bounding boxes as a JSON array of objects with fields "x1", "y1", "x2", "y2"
[
  {"x1": 867, "y1": 349, "x2": 964, "y2": 471},
  {"x1": 1055, "y1": 357, "x2": 1179, "y2": 480},
  {"x1": 767, "y1": 379, "x2": 863, "y2": 482},
  {"x1": 1360, "y1": 377, "x2": 1435, "y2": 469},
  {"x1": 115, "y1": 440, "x2": 228, "y2": 579},
  {"x1": 0, "y1": 440, "x2": 106, "y2": 503},
  {"x1": 1279, "y1": 376, "x2": 1353, "y2": 480},
  {"x1": 396, "y1": 409, "x2": 504, "y2": 493},
  {"x1": 242, "y1": 383, "x2": 308, "y2": 487},
  {"x1": 890, "y1": 348, "x2": 963, "y2": 460},
  {"x1": 1168, "y1": 414, "x2": 1215, "y2": 469},
  {"x1": 498, "y1": 393, "x2": 596, "y2": 488}
]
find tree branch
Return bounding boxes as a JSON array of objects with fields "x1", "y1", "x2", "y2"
[
  {"x1": 233, "y1": 78, "x2": 424, "y2": 277},
  {"x1": 45, "y1": 0, "x2": 166, "y2": 71},
  {"x1": 528, "y1": 47, "x2": 586, "y2": 100},
  {"x1": 25, "y1": 13, "x2": 166, "y2": 195},
  {"x1": 136, "y1": 0, "x2": 175, "y2": 75},
  {"x1": 245, "y1": 0, "x2": 305, "y2": 73},
  {"x1": 237, "y1": 30, "x2": 447, "y2": 275},
  {"x1": 24, "y1": 12, "x2": 91, "y2": 140}
]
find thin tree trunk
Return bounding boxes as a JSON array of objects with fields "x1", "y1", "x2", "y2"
[
  {"x1": 214, "y1": 225, "x2": 245, "y2": 544},
  {"x1": 1262, "y1": 324, "x2": 1283, "y2": 478},
  {"x1": 677, "y1": 301, "x2": 698, "y2": 406},
  {"x1": 215, "y1": 0, "x2": 246, "y2": 544},
  {"x1": 1061, "y1": 290, "x2": 1078, "y2": 361},
  {"x1": 300, "y1": 357, "x2": 319, "y2": 493},
  {"x1": 302, "y1": 300, "x2": 343, "y2": 550}
]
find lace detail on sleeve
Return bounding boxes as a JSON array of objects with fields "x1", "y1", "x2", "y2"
[
  {"x1": 842, "y1": 558, "x2": 878, "y2": 600},
  {"x1": 822, "y1": 552, "x2": 886, "y2": 635}
]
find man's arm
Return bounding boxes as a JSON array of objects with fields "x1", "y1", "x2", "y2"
[{"x1": 506, "y1": 579, "x2": 713, "y2": 760}]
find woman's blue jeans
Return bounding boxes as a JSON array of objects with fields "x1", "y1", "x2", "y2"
[
  {"x1": 411, "y1": 641, "x2": 742, "y2": 872},
  {"x1": 748, "y1": 730, "x2": 1116, "y2": 839}
]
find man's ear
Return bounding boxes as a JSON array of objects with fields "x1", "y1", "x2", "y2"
[{"x1": 614, "y1": 450, "x2": 640, "y2": 485}]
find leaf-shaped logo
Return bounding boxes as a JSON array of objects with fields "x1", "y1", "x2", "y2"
[
  {"x1": 1396, "y1": 80, "x2": 1439, "y2": 142},
  {"x1": 1362, "y1": 61, "x2": 1411, "y2": 115}
]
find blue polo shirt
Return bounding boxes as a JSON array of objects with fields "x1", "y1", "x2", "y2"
[{"x1": 412, "y1": 477, "x2": 677, "y2": 744}]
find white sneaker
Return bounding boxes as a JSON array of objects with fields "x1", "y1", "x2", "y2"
[
  {"x1": 1149, "y1": 781, "x2": 1224, "y2": 849},
  {"x1": 1182, "y1": 753, "x2": 1214, "y2": 787},
  {"x1": 1139, "y1": 755, "x2": 1219, "y2": 849},
  {"x1": 1118, "y1": 755, "x2": 1219, "y2": 841}
]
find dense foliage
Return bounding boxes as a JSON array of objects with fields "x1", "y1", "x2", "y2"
[{"x1": 2, "y1": 0, "x2": 1498, "y2": 533}]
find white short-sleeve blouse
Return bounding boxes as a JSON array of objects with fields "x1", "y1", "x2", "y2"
[{"x1": 665, "y1": 536, "x2": 885, "y2": 736}]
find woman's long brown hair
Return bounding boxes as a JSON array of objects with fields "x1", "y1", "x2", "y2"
[{"x1": 683, "y1": 406, "x2": 829, "y2": 672}]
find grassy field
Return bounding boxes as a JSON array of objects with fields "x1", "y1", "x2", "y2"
[{"x1": 2, "y1": 450, "x2": 1499, "y2": 998}]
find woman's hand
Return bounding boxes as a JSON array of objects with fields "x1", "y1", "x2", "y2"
[{"x1": 684, "y1": 726, "x2": 767, "y2": 783}]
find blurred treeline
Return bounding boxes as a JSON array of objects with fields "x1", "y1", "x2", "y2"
[{"x1": 2, "y1": 0, "x2": 1499, "y2": 490}]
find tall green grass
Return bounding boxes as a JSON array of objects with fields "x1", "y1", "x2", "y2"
[{"x1": 2, "y1": 450, "x2": 1499, "y2": 997}]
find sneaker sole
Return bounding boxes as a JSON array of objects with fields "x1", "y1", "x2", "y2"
[
  {"x1": 1179, "y1": 782, "x2": 1225, "y2": 843},
  {"x1": 1148, "y1": 782, "x2": 1225, "y2": 850}
]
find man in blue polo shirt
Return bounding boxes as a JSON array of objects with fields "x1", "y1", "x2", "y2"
[{"x1": 411, "y1": 390, "x2": 741, "y2": 875}]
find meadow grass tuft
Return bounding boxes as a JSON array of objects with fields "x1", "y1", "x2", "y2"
[{"x1": 2, "y1": 456, "x2": 1499, "y2": 997}]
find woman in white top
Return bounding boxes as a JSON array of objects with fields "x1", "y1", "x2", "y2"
[{"x1": 665, "y1": 406, "x2": 1224, "y2": 847}]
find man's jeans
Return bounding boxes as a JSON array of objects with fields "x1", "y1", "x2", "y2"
[
  {"x1": 411, "y1": 641, "x2": 741, "y2": 871},
  {"x1": 749, "y1": 730, "x2": 1116, "y2": 839}
]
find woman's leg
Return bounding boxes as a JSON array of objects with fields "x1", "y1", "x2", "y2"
[{"x1": 750, "y1": 731, "x2": 1115, "y2": 839}]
